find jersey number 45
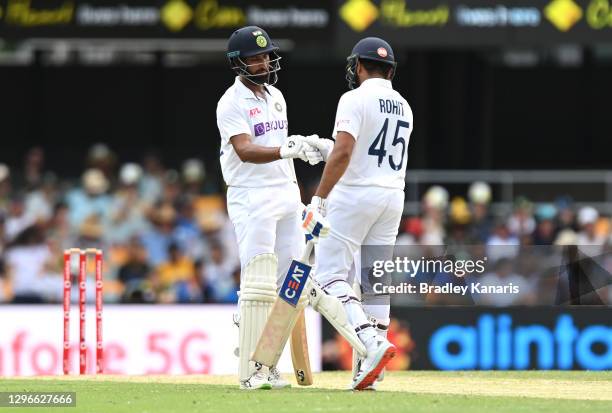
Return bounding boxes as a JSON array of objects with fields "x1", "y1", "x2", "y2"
[{"x1": 368, "y1": 118, "x2": 410, "y2": 171}]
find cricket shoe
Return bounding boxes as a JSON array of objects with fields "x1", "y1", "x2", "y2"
[
  {"x1": 240, "y1": 370, "x2": 272, "y2": 390},
  {"x1": 268, "y1": 367, "x2": 291, "y2": 389},
  {"x1": 352, "y1": 337, "x2": 396, "y2": 391},
  {"x1": 350, "y1": 358, "x2": 379, "y2": 391}
]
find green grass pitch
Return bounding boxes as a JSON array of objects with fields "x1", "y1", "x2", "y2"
[{"x1": 1, "y1": 371, "x2": 611, "y2": 413}]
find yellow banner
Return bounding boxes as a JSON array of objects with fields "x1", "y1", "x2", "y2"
[{"x1": 5, "y1": 0, "x2": 74, "y2": 27}]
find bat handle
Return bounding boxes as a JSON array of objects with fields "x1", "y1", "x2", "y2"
[{"x1": 301, "y1": 239, "x2": 315, "y2": 263}]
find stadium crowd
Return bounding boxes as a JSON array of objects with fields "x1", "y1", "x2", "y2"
[{"x1": 0, "y1": 145, "x2": 610, "y2": 305}]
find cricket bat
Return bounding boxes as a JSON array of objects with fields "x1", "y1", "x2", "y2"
[
  {"x1": 290, "y1": 310, "x2": 313, "y2": 385},
  {"x1": 251, "y1": 241, "x2": 315, "y2": 375}
]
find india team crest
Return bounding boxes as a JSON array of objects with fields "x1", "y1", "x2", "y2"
[
  {"x1": 275, "y1": 102, "x2": 283, "y2": 112},
  {"x1": 256, "y1": 36, "x2": 268, "y2": 48}
]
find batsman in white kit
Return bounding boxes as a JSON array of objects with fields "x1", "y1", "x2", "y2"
[
  {"x1": 216, "y1": 26, "x2": 364, "y2": 390},
  {"x1": 302, "y1": 37, "x2": 414, "y2": 390},
  {"x1": 216, "y1": 25, "x2": 317, "y2": 390}
]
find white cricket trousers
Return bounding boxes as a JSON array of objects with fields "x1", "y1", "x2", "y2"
[
  {"x1": 227, "y1": 182, "x2": 303, "y2": 284},
  {"x1": 315, "y1": 184, "x2": 404, "y2": 289}
]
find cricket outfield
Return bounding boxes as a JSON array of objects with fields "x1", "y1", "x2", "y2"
[{"x1": 2, "y1": 371, "x2": 611, "y2": 413}]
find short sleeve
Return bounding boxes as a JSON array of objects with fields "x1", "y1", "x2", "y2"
[
  {"x1": 332, "y1": 92, "x2": 362, "y2": 140},
  {"x1": 216, "y1": 99, "x2": 251, "y2": 143}
]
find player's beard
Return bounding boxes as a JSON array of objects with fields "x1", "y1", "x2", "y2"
[{"x1": 250, "y1": 70, "x2": 270, "y2": 85}]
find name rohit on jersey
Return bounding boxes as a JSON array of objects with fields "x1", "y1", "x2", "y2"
[
  {"x1": 254, "y1": 120, "x2": 288, "y2": 137},
  {"x1": 379, "y1": 99, "x2": 405, "y2": 116}
]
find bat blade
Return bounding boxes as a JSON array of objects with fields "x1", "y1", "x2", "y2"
[
  {"x1": 251, "y1": 245, "x2": 313, "y2": 367},
  {"x1": 290, "y1": 310, "x2": 313, "y2": 385},
  {"x1": 251, "y1": 298, "x2": 299, "y2": 366}
]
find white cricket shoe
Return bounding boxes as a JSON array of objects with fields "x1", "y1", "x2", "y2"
[
  {"x1": 350, "y1": 358, "x2": 379, "y2": 391},
  {"x1": 352, "y1": 337, "x2": 396, "y2": 391},
  {"x1": 268, "y1": 367, "x2": 291, "y2": 389},
  {"x1": 240, "y1": 371, "x2": 272, "y2": 390}
]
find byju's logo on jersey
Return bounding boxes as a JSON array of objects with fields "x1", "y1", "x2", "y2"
[{"x1": 254, "y1": 120, "x2": 288, "y2": 137}]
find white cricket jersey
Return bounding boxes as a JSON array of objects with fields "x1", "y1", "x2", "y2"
[
  {"x1": 216, "y1": 76, "x2": 296, "y2": 188},
  {"x1": 332, "y1": 78, "x2": 413, "y2": 190}
]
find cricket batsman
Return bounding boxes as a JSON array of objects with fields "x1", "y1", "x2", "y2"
[
  {"x1": 302, "y1": 37, "x2": 414, "y2": 390},
  {"x1": 216, "y1": 26, "x2": 320, "y2": 390}
]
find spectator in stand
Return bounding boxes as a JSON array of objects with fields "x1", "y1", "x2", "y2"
[
  {"x1": 486, "y1": 219, "x2": 520, "y2": 262},
  {"x1": 108, "y1": 163, "x2": 149, "y2": 244},
  {"x1": 469, "y1": 257, "x2": 535, "y2": 306},
  {"x1": 200, "y1": 239, "x2": 237, "y2": 303},
  {"x1": 76, "y1": 215, "x2": 106, "y2": 252},
  {"x1": 175, "y1": 196, "x2": 205, "y2": 262},
  {"x1": 24, "y1": 172, "x2": 59, "y2": 224},
  {"x1": 507, "y1": 196, "x2": 536, "y2": 239},
  {"x1": 4, "y1": 195, "x2": 34, "y2": 242},
  {"x1": 140, "y1": 203, "x2": 179, "y2": 266},
  {"x1": 467, "y1": 181, "x2": 493, "y2": 243},
  {"x1": 182, "y1": 159, "x2": 206, "y2": 197},
  {"x1": 154, "y1": 242, "x2": 201, "y2": 303},
  {"x1": 86, "y1": 143, "x2": 117, "y2": 181},
  {"x1": 14, "y1": 146, "x2": 46, "y2": 191},
  {"x1": 576, "y1": 206, "x2": 606, "y2": 257},
  {"x1": 46, "y1": 202, "x2": 73, "y2": 251},
  {"x1": 421, "y1": 185, "x2": 448, "y2": 245},
  {"x1": 118, "y1": 238, "x2": 154, "y2": 303},
  {"x1": 65, "y1": 168, "x2": 112, "y2": 230},
  {"x1": 160, "y1": 170, "x2": 182, "y2": 206},
  {"x1": 532, "y1": 204, "x2": 557, "y2": 245},
  {"x1": 4, "y1": 225, "x2": 53, "y2": 303},
  {"x1": 447, "y1": 197, "x2": 472, "y2": 247},
  {"x1": 396, "y1": 216, "x2": 423, "y2": 245},
  {"x1": 140, "y1": 152, "x2": 165, "y2": 206},
  {"x1": 0, "y1": 215, "x2": 6, "y2": 254},
  {"x1": 0, "y1": 163, "x2": 12, "y2": 216},
  {"x1": 0, "y1": 258, "x2": 11, "y2": 302},
  {"x1": 555, "y1": 195, "x2": 577, "y2": 232}
]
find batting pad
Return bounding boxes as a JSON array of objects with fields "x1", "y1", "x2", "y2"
[
  {"x1": 239, "y1": 253, "x2": 278, "y2": 381},
  {"x1": 308, "y1": 281, "x2": 367, "y2": 357}
]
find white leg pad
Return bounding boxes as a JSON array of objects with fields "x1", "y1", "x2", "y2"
[
  {"x1": 239, "y1": 253, "x2": 278, "y2": 381},
  {"x1": 307, "y1": 280, "x2": 367, "y2": 357}
]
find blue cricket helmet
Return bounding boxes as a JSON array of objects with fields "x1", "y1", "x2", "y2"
[
  {"x1": 227, "y1": 26, "x2": 281, "y2": 86},
  {"x1": 346, "y1": 37, "x2": 397, "y2": 90}
]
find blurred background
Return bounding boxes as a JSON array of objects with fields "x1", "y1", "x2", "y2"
[{"x1": 0, "y1": 0, "x2": 610, "y2": 375}]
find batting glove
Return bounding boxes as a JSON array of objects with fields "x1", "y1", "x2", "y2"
[
  {"x1": 302, "y1": 136, "x2": 334, "y2": 162},
  {"x1": 279, "y1": 135, "x2": 306, "y2": 159},
  {"x1": 302, "y1": 197, "x2": 330, "y2": 239},
  {"x1": 302, "y1": 143, "x2": 324, "y2": 165}
]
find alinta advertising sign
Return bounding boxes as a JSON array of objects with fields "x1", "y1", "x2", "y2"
[{"x1": 0, "y1": 0, "x2": 331, "y2": 38}]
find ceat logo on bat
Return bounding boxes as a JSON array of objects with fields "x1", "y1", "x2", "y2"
[{"x1": 279, "y1": 260, "x2": 311, "y2": 307}]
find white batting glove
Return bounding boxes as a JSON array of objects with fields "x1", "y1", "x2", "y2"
[
  {"x1": 302, "y1": 136, "x2": 334, "y2": 161},
  {"x1": 302, "y1": 196, "x2": 330, "y2": 239},
  {"x1": 280, "y1": 135, "x2": 306, "y2": 159},
  {"x1": 310, "y1": 196, "x2": 327, "y2": 216},
  {"x1": 302, "y1": 143, "x2": 324, "y2": 165}
]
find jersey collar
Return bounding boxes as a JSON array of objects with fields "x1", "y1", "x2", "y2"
[
  {"x1": 360, "y1": 78, "x2": 392, "y2": 89},
  {"x1": 234, "y1": 76, "x2": 271, "y2": 100}
]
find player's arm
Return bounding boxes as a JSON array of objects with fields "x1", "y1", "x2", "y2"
[
  {"x1": 231, "y1": 133, "x2": 313, "y2": 164},
  {"x1": 230, "y1": 133, "x2": 282, "y2": 164},
  {"x1": 314, "y1": 132, "x2": 354, "y2": 198},
  {"x1": 218, "y1": 100, "x2": 308, "y2": 164}
]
